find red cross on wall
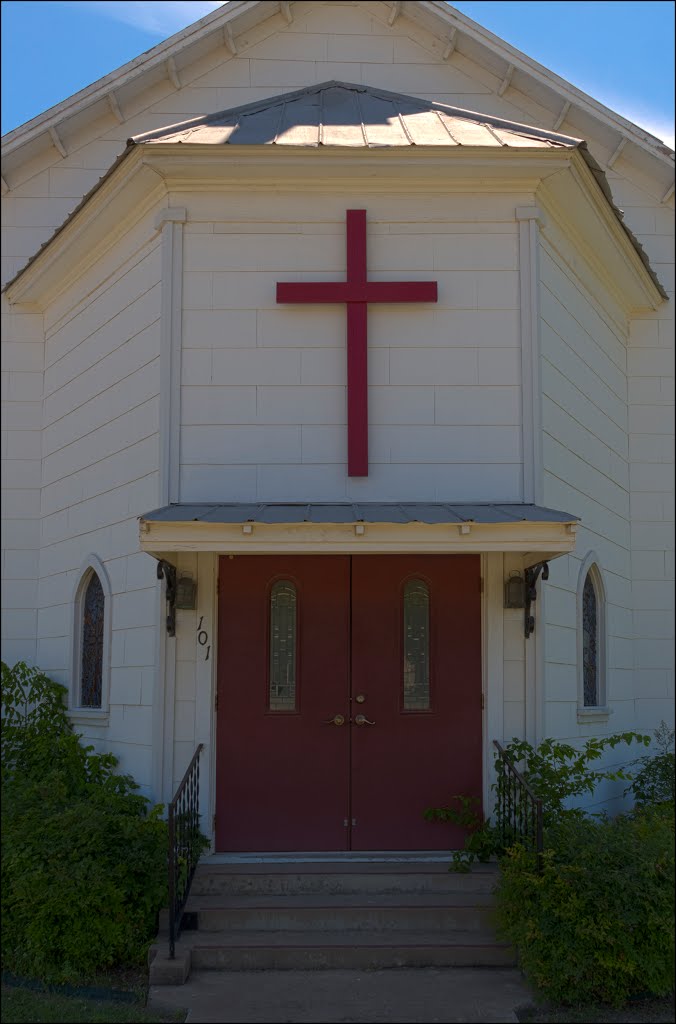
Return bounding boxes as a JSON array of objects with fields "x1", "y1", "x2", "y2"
[{"x1": 276, "y1": 210, "x2": 438, "y2": 476}]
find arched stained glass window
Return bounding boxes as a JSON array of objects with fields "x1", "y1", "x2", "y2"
[
  {"x1": 81, "y1": 573, "x2": 104, "y2": 708},
  {"x1": 403, "y1": 579, "x2": 430, "y2": 711},
  {"x1": 269, "y1": 580, "x2": 297, "y2": 711},
  {"x1": 582, "y1": 572, "x2": 598, "y2": 707}
]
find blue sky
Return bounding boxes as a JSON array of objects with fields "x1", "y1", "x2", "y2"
[{"x1": 1, "y1": 1, "x2": 674, "y2": 146}]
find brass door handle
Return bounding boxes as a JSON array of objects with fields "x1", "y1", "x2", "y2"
[
  {"x1": 354, "y1": 713, "x2": 375, "y2": 726},
  {"x1": 324, "y1": 714, "x2": 345, "y2": 726}
]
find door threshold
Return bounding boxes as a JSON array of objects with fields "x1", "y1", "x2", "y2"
[{"x1": 204, "y1": 851, "x2": 460, "y2": 864}]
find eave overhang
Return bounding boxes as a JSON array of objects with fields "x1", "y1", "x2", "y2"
[
  {"x1": 2, "y1": 0, "x2": 673, "y2": 176},
  {"x1": 139, "y1": 502, "x2": 579, "y2": 565},
  {"x1": 4, "y1": 141, "x2": 664, "y2": 312}
]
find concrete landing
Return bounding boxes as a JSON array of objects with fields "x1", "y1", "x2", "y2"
[{"x1": 149, "y1": 966, "x2": 531, "y2": 1023}]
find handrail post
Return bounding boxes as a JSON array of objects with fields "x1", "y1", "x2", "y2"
[
  {"x1": 167, "y1": 743, "x2": 203, "y2": 960},
  {"x1": 493, "y1": 739, "x2": 544, "y2": 871},
  {"x1": 168, "y1": 803, "x2": 176, "y2": 959}
]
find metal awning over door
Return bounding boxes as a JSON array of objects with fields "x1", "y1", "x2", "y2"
[{"x1": 139, "y1": 502, "x2": 579, "y2": 564}]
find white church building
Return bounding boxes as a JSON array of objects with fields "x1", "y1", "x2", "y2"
[{"x1": 1, "y1": 0, "x2": 674, "y2": 853}]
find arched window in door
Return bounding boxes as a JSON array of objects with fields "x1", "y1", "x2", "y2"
[
  {"x1": 269, "y1": 580, "x2": 297, "y2": 711},
  {"x1": 403, "y1": 579, "x2": 430, "y2": 711}
]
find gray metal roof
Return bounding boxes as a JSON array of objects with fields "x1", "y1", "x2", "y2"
[
  {"x1": 140, "y1": 502, "x2": 578, "y2": 525},
  {"x1": 130, "y1": 81, "x2": 579, "y2": 150}
]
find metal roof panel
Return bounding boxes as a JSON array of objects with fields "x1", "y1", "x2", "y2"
[
  {"x1": 139, "y1": 502, "x2": 578, "y2": 525},
  {"x1": 132, "y1": 82, "x2": 581, "y2": 151}
]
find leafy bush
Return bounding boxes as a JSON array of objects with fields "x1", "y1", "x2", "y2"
[
  {"x1": 1, "y1": 661, "x2": 168, "y2": 984},
  {"x1": 625, "y1": 721, "x2": 675, "y2": 807},
  {"x1": 423, "y1": 796, "x2": 503, "y2": 872},
  {"x1": 496, "y1": 804, "x2": 675, "y2": 1007},
  {"x1": 425, "y1": 731, "x2": 650, "y2": 870},
  {"x1": 494, "y1": 733, "x2": 649, "y2": 825}
]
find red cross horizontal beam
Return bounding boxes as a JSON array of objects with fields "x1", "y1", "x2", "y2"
[
  {"x1": 277, "y1": 281, "x2": 438, "y2": 304},
  {"x1": 276, "y1": 210, "x2": 438, "y2": 476}
]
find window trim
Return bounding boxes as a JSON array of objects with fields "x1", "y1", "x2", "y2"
[
  {"x1": 576, "y1": 552, "x2": 610, "y2": 722},
  {"x1": 69, "y1": 554, "x2": 112, "y2": 725}
]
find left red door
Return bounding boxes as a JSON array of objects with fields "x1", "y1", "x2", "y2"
[{"x1": 216, "y1": 555, "x2": 350, "y2": 852}]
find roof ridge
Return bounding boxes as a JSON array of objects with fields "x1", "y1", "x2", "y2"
[
  {"x1": 3, "y1": 0, "x2": 672, "y2": 168},
  {"x1": 129, "y1": 80, "x2": 584, "y2": 148}
]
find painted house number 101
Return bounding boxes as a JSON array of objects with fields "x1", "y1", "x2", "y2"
[{"x1": 197, "y1": 616, "x2": 210, "y2": 661}]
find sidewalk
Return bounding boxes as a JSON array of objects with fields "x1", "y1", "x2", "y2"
[{"x1": 150, "y1": 966, "x2": 531, "y2": 1023}]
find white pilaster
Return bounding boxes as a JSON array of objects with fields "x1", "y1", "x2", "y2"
[
  {"x1": 195, "y1": 552, "x2": 218, "y2": 846},
  {"x1": 516, "y1": 206, "x2": 546, "y2": 505},
  {"x1": 151, "y1": 207, "x2": 186, "y2": 805},
  {"x1": 482, "y1": 552, "x2": 504, "y2": 817},
  {"x1": 156, "y1": 207, "x2": 186, "y2": 506}
]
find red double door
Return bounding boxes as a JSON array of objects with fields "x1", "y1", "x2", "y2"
[{"x1": 216, "y1": 555, "x2": 481, "y2": 852}]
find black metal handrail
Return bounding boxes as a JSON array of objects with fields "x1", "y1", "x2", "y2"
[
  {"x1": 493, "y1": 739, "x2": 543, "y2": 873},
  {"x1": 168, "y1": 743, "x2": 204, "y2": 958}
]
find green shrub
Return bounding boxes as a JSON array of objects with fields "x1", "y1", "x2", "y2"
[
  {"x1": 1, "y1": 661, "x2": 168, "y2": 984},
  {"x1": 496, "y1": 804, "x2": 675, "y2": 1007},
  {"x1": 425, "y1": 731, "x2": 650, "y2": 870},
  {"x1": 625, "y1": 721, "x2": 675, "y2": 807}
]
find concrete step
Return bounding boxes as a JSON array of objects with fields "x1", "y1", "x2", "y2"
[
  {"x1": 162, "y1": 929, "x2": 516, "y2": 972},
  {"x1": 159, "y1": 892, "x2": 496, "y2": 934},
  {"x1": 191, "y1": 862, "x2": 498, "y2": 898}
]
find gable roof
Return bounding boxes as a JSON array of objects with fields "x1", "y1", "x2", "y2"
[
  {"x1": 1, "y1": 1, "x2": 673, "y2": 176},
  {"x1": 2, "y1": 81, "x2": 667, "y2": 303},
  {"x1": 130, "y1": 79, "x2": 577, "y2": 149}
]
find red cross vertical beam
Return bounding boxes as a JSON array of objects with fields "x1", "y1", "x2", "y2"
[{"x1": 276, "y1": 210, "x2": 438, "y2": 476}]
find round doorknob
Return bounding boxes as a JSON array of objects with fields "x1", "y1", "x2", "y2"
[
  {"x1": 324, "y1": 714, "x2": 345, "y2": 726},
  {"x1": 354, "y1": 713, "x2": 375, "y2": 726}
]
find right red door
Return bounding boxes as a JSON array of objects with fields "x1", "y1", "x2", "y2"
[{"x1": 350, "y1": 555, "x2": 482, "y2": 851}]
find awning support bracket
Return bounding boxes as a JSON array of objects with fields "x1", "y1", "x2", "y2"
[
  {"x1": 524, "y1": 561, "x2": 549, "y2": 638},
  {"x1": 157, "y1": 559, "x2": 177, "y2": 637}
]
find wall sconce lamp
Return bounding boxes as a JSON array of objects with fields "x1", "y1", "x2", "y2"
[
  {"x1": 504, "y1": 570, "x2": 525, "y2": 609},
  {"x1": 175, "y1": 572, "x2": 197, "y2": 610}
]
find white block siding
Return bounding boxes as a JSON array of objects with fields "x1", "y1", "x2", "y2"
[
  {"x1": 178, "y1": 193, "x2": 523, "y2": 503},
  {"x1": 32, "y1": 226, "x2": 163, "y2": 797},
  {"x1": 1, "y1": 0, "x2": 673, "y2": 807},
  {"x1": 621, "y1": 193, "x2": 675, "y2": 739},
  {"x1": 538, "y1": 231, "x2": 671, "y2": 812}
]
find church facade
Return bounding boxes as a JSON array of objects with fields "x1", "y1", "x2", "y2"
[{"x1": 1, "y1": 1, "x2": 673, "y2": 852}]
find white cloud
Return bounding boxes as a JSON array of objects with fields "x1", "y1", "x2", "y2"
[{"x1": 72, "y1": 2, "x2": 227, "y2": 37}]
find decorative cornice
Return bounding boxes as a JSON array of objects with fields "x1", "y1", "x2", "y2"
[
  {"x1": 166, "y1": 57, "x2": 181, "y2": 90},
  {"x1": 154, "y1": 206, "x2": 188, "y2": 230},
  {"x1": 442, "y1": 28, "x2": 457, "y2": 59},
  {"x1": 2, "y1": 0, "x2": 672, "y2": 175},
  {"x1": 4, "y1": 146, "x2": 663, "y2": 311},
  {"x1": 49, "y1": 125, "x2": 67, "y2": 158},
  {"x1": 497, "y1": 64, "x2": 515, "y2": 97},
  {"x1": 107, "y1": 91, "x2": 124, "y2": 124},
  {"x1": 552, "y1": 101, "x2": 571, "y2": 131},
  {"x1": 516, "y1": 206, "x2": 547, "y2": 227},
  {"x1": 388, "y1": 2, "x2": 402, "y2": 26},
  {"x1": 139, "y1": 518, "x2": 578, "y2": 559}
]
